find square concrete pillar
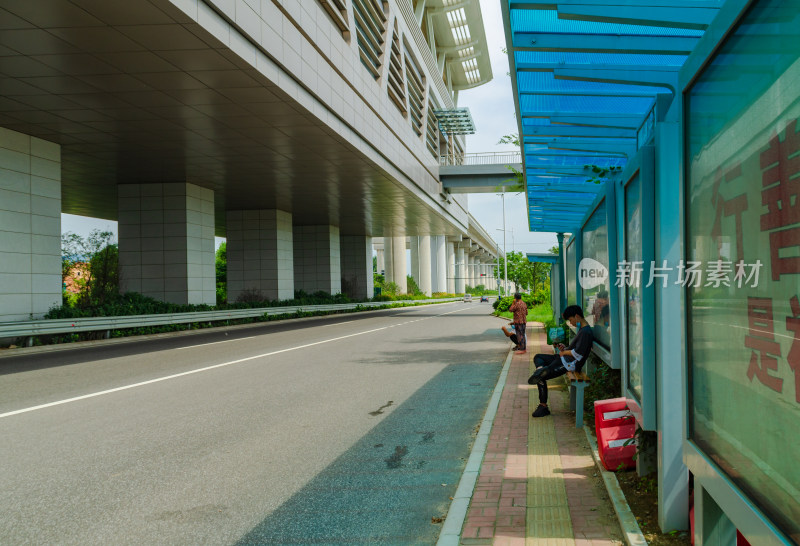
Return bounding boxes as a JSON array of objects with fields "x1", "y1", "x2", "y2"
[
  {"x1": 417, "y1": 235, "x2": 432, "y2": 296},
  {"x1": 446, "y1": 242, "x2": 456, "y2": 294},
  {"x1": 385, "y1": 235, "x2": 407, "y2": 294},
  {"x1": 340, "y1": 234, "x2": 373, "y2": 300},
  {"x1": 409, "y1": 236, "x2": 420, "y2": 287},
  {"x1": 455, "y1": 245, "x2": 466, "y2": 294},
  {"x1": 431, "y1": 236, "x2": 446, "y2": 294},
  {"x1": 118, "y1": 182, "x2": 215, "y2": 305},
  {"x1": 293, "y1": 225, "x2": 341, "y2": 295},
  {"x1": 227, "y1": 209, "x2": 293, "y2": 302},
  {"x1": 376, "y1": 247, "x2": 385, "y2": 276},
  {"x1": 0, "y1": 128, "x2": 61, "y2": 320}
]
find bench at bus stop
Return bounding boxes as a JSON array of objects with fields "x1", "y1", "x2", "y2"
[{"x1": 566, "y1": 370, "x2": 591, "y2": 428}]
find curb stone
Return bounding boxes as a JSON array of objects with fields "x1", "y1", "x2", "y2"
[
  {"x1": 584, "y1": 426, "x2": 648, "y2": 546},
  {"x1": 436, "y1": 348, "x2": 515, "y2": 546}
]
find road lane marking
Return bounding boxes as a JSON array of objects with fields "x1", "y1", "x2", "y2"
[
  {"x1": 178, "y1": 305, "x2": 450, "y2": 349},
  {"x1": 0, "y1": 305, "x2": 472, "y2": 420},
  {"x1": 176, "y1": 335, "x2": 261, "y2": 348}
]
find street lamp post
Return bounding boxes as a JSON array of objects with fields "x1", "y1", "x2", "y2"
[{"x1": 495, "y1": 191, "x2": 509, "y2": 296}]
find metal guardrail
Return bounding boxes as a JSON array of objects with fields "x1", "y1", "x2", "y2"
[
  {"x1": 0, "y1": 298, "x2": 462, "y2": 339},
  {"x1": 439, "y1": 151, "x2": 522, "y2": 167}
]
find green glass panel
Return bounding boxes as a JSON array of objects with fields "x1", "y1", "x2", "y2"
[
  {"x1": 582, "y1": 200, "x2": 612, "y2": 350},
  {"x1": 625, "y1": 175, "x2": 644, "y2": 401},
  {"x1": 686, "y1": 0, "x2": 800, "y2": 539},
  {"x1": 566, "y1": 239, "x2": 577, "y2": 306}
]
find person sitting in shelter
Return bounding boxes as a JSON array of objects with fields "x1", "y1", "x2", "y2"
[
  {"x1": 508, "y1": 293, "x2": 528, "y2": 353},
  {"x1": 527, "y1": 305, "x2": 594, "y2": 418},
  {"x1": 591, "y1": 290, "x2": 609, "y2": 325}
]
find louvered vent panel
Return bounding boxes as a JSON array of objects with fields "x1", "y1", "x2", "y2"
[
  {"x1": 353, "y1": 0, "x2": 387, "y2": 79},
  {"x1": 426, "y1": 100, "x2": 439, "y2": 158},
  {"x1": 387, "y1": 23, "x2": 406, "y2": 114},
  {"x1": 318, "y1": 0, "x2": 349, "y2": 35},
  {"x1": 404, "y1": 44, "x2": 426, "y2": 137}
]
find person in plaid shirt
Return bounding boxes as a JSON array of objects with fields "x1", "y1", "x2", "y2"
[{"x1": 509, "y1": 293, "x2": 528, "y2": 353}]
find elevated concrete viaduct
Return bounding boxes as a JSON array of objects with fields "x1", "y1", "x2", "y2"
[{"x1": 0, "y1": 0, "x2": 499, "y2": 320}]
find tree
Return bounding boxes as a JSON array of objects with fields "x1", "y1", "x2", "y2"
[
  {"x1": 497, "y1": 134, "x2": 525, "y2": 193},
  {"x1": 61, "y1": 229, "x2": 117, "y2": 306},
  {"x1": 89, "y1": 242, "x2": 118, "y2": 305},
  {"x1": 215, "y1": 242, "x2": 227, "y2": 304}
]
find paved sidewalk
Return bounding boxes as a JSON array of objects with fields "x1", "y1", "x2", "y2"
[{"x1": 459, "y1": 324, "x2": 624, "y2": 546}]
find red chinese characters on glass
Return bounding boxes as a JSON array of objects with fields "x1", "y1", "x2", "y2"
[
  {"x1": 786, "y1": 295, "x2": 800, "y2": 403},
  {"x1": 759, "y1": 118, "x2": 800, "y2": 280},
  {"x1": 745, "y1": 297, "x2": 783, "y2": 393},
  {"x1": 710, "y1": 163, "x2": 747, "y2": 262}
]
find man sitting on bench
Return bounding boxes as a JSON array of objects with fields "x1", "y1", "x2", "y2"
[{"x1": 528, "y1": 305, "x2": 594, "y2": 418}]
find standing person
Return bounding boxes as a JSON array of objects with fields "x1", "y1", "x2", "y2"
[
  {"x1": 509, "y1": 293, "x2": 528, "y2": 353},
  {"x1": 528, "y1": 305, "x2": 594, "y2": 418}
]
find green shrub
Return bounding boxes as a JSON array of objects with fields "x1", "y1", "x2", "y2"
[
  {"x1": 583, "y1": 356, "x2": 622, "y2": 416},
  {"x1": 372, "y1": 294, "x2": 394, "y2": 302},
  {"x1": 406, "y1": 275, "x2": 423, "y2": 296}
]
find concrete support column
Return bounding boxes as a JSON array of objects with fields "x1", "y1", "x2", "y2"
[
  {"x1": 340, "y1": 235, "x2": 373, "y2": 300},
  {"x1": 386, "y1": 235, "x2": 407, "y2": 294},
  {"x1": 0, "y1": 128, "x2": 61, "y2": 320},
  {"x1": 226, "y1": 209, "x2": 293, "y2": 302},
  {"x1": 446, "y1": 242, "x2": 456, "y2": 294},
  {"x1": 418, "y1": 235, "x2": 432, "y2": 296},
  {"x1": 409, "y1": 236, "x2": 420, "y2": 291},
  {"x1": 118, "y1": 182, "x2": 215, "y2": 305},
  {"x1": 376, "y1": 247, "x2": 384, "y2": 275},
  {"x1": 384, "y1": 237, "x2": 393, "y2": 283},
  {"x1": 455, "y1": 245, "x2": 466, "y2": 294},
  {"x1": 433, "y1": 236, "x2": 446, "y2": 294},
  {"x1": 293, "y1": 225, "x2": 341, "y2": 295}
]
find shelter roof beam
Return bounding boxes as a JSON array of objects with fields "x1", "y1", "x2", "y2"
[
  {"x1": 512, "y1": 33, "x2": 698, "y2": 55},
  {"x1": 554, "y1": 67, "x2": 679, "y2": 92},
  {"x1": 545, "y1": 114, "x2": 645, "y2": 129},
  {"x1": 543, "y1": 142, "x2": 635, "y2": 157},
  {"x1": 509, "y1": 1, "x2": 720, "y2": 30},
  {"x1": 520, "y1": 88, "x2": 658, "y2": 97},
  {"x1": 522, "y1": 112, "x2": 645, "y2": 126},
  {"x1": 523, "y1": 125, "x2": 636, "y2": 139}
]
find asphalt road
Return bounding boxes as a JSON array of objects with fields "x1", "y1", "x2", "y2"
[{"x1": 0, "y1": 302, "x2": 508, "y2": 545}]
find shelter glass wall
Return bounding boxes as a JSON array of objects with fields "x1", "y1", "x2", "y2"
[
  {"x1": 581, "y1": 200, "x2": 611, "y2": 350},
  {"x1": 686, "y1": 0, "x2": 800, "y2": 539},
  {"x1": 625, "y1": 175, "x2": 644, "y2": 401},
  {"x1": 566, "y1": 238, "x2": 577, "y2": 307}
]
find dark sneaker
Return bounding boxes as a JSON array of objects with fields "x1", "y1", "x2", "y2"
[
  {"x1": 512, "y1": 346, "x2": 519, "y2": 351},
  {"x1": 532, "y1": 405, "x2": 550, "y2": 418}
]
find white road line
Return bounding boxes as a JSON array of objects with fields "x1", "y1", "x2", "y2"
[
  {"x1": 319, "y1": 319, "x2": 357, "y2": 328},
  {"x1": 0, "y1": 305, "x2": 472, "y2": 420},
  {"x1": 177, "y1": 335, "x2": 261, "y2": 349},
  {"x1": 696, "y1": 320, "x2": 796, "y2": 341},
  {"x1": 178, "y1": 305, "x2": 447, "y2": 349}
]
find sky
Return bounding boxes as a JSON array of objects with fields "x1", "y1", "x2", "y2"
[{"x1": 62, "y1": 0, "x2": 557, "y2": 256}]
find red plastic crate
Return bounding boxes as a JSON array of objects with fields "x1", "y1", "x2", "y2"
[
  {"x1": 594, "y1": 398, "x2": 636, "y2": 471},
  {"x1": 594, "y1": 397, "x2": 635, "y2": 430}
]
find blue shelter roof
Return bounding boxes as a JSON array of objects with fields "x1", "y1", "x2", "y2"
[{"x1": 502, "y1": 1, "x2": 711, "y2": 232}]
